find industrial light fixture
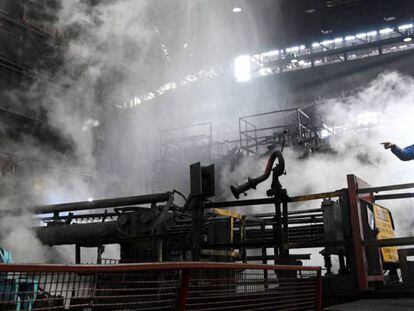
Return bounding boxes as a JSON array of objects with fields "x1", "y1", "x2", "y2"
[
  {"x1": 399, "y1": 24, "x2": 413, "y2": 31},
  {"x1": 290, "y1": 58, "x2": 299, "y2": 67},
  {"x1": 262, "y1": 50, "x2": 279, "y2": 57},
  {"x1": 286, "y1": 46, "x2": 300, "y2": 53},
  {"x1": 234, "y1": 55, "x2": 251, "y2": 82},
  {"x1": 404, "y1": 37, "x2": 413, "y2": 42},
  {"x1": 305, "y1": 8, "x2": 316, "y2": 14},
  {"x1": 379, "y1": 28, "x2": 393, "y2": 35},
  {"x1": 259, "y1": 67, "x2": 272, "y2": 76},
  {"x1": 320, "y1": 39, "x2": 334, "y2": 46},
  {"x1": 321, "y1": 29, "x2": 332, "y2": 35},
  {"x1": 233, "y1": 7, "x2": 242, "y2": 13},
  {"x1": 384, "y1": 16, "x2": 397, "y2": 22}
]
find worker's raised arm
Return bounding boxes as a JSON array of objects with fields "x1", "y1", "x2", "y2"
[{"x1": 382, "y1": 142, "x2": 414, "y2": 161}]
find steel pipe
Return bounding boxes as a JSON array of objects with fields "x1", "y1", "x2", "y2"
[
  {"x1": 374, "y1": 193, "x2": 414, "y2": 200},
  {"x1": 36, "y1": 222, "x2": 120, "y2": 245},
  {"x1": 4, "y1": 193, "x2": 172, "y2": 216},
  {"x1": 358, "y1": 182, "x2": 414, "y2": 194}
]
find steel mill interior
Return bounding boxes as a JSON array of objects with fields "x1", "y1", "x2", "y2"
[{"x1": 1, "y1": 1, "x2": 414, "y2": 310}]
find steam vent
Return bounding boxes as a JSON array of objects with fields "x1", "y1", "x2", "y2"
[{"x1": 2, "y1": 0, "x2": 414, "y2": 310}]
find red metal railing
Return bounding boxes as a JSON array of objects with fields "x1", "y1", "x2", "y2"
[{"x1": 0, "y1": 262, "x2": 321, "y2": 310}]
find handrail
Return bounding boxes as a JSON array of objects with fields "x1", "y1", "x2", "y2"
[
  {"x1": 358, "y1": 182, "x2": 414, "y2": 194},
  {"x1": 239, "y1": 108, "x2": 300, "y2": 120},
  {"x1": 0, "y1": 262, "x2": 321, "y2": 273}
]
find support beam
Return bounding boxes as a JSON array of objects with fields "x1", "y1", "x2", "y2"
[
  {"x1": 205, "y1": 190, "x2": 341, "y2": 209},
  {"x1": 363, "y1": 237, "x2": 414, "y2": 247}
]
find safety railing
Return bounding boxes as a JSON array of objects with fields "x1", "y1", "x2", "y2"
[
  {"x1": 238, "y1": 108, "x2": 317, "y2": 155},
  {"x1": 0, "y1": 262, "x2": 321, "y2": 311}
]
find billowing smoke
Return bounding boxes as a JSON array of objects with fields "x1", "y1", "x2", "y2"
[
  {"x1": 0, "y1": 0, "x2": 154, "y2": 263},
  {"x1": 219, "y1": 71, "x2": 414, "y2": 267},
  {"x1": 285, "y1": 71, "x2": 414, "y2": 237},
  {"x1": 222, "y1": 71, "x2": 414, "y2": 232}
]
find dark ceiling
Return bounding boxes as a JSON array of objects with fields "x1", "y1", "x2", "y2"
[
  {"x1": 239, "y1": 0, "x2": 414, "y2": 48},
  {"x1": 150, "y1": 0, "x2": 414, "y2": 67}
]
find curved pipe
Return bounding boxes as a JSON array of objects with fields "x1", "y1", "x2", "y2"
[{"x1": 230, "y1": 151, "x2": 285, "y2": 199}]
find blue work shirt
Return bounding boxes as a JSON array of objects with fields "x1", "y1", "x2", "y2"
[
  {"x1": 0, "y1": 248, "x2": 12, "y2": 263},
  {"x1": 392, "y1": 144, "x2": 414, "y2": 161}
]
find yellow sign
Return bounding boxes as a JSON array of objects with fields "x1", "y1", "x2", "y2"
[{"x1": 373, "y1": 204, "x2": 399, "y2": 263}]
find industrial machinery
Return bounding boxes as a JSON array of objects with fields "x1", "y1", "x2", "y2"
[{"x1": 2, "y1": 152, "x2": 414, "y2": 306}]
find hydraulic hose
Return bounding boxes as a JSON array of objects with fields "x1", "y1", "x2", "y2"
[{"x1": 230, "y1": 151, "x2": 285, "y2": 199}]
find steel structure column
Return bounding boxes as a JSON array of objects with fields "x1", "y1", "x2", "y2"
[
  {"x1": 177, "y1": 269, "x2": 192, "y2": 311},
  {"x1": 191, "y1": 199, "x2": 204, "y2": 261},
  {"x1": 274, "y1": 200, "x2": 283, "y2": 259},
  {"x1": 282, "y1": 201, "x2": 289, "y2": 257},
  {"x1": 316, "y1": 269, "x2": 322, "y2": 311},
  {"x1": 347, "y1": 174, "x2": 381, "y2": 291},
  {"x1": 347, "y1": 174, "x2": 368, "y2": 291},
  {"x1": 75, "y1": 244, "x2": 81, "y2": 264}
]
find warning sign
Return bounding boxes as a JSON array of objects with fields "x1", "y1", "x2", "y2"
[{"x1": 373, "y1": 204, "x2": 399, "y2": 263}]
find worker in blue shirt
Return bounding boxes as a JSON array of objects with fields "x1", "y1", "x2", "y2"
[{"x1": 382, "y1": 142, "x2": 414, "y2": 161}]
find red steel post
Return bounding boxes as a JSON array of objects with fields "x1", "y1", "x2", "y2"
[
  {"x1": 315, "y1": 269, "x2": 322, "y2": 311},
  {"x1": 347, "y1": 174, "x2": 369, "y2": 291},
  {"x1": 177, "y1": 269, "x2": 192, "y2": 311}
]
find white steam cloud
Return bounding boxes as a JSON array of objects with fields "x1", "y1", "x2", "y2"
[
  {"x1": 223, "y1": 72, "x2": 414, "y2": 233},
  {"x1": 0, "y1": 0, "x2": 153, "y2": 263},
  {"x1": 220, "y1": 71, "x2": 414, "y2": 266}
]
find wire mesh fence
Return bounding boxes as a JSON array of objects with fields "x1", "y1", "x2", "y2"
[{"x1": 0, "y1": 262, "x2": 321, "y2": 311}]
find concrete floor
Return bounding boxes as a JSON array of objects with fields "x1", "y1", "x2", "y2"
[{"x1": 325, "y1": 299, "x2": 414, "y2": 311}]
